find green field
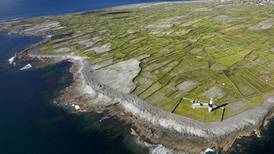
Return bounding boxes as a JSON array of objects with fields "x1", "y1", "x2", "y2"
[{"x1": 3, "y1": 1, "x2": 274, "y2": 121}]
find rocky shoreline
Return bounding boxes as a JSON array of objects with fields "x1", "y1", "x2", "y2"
[
  {"x1": 3, "y1": 1, "x2": 274, "y2": 153},
  {"x1": 67, "y1": 57, "x2": 274, "y2": 153},
  {"x1": 18, "y1": 49, "x2": 274, "y2": 153}
]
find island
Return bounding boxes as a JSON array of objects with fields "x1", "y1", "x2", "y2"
[{"x1": 1, "y1": 0, "x2": 274, "y2": 153}]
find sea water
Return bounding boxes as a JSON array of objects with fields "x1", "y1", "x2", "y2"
[
  {"x1": 0, "y1": 32, "x2": 148, "y2": 154},
  {"x1": 0, "y1": 0, "x2": 188, "y2": 21},
  {"x1": 1, "y1": 0, "x2": 273, "y2": 153}
]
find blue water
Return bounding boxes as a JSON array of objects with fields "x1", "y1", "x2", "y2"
[
  {"x1": 0, "y1": 32, "x2": 148, "y2": 154},
  {"x1": 1, "y1": 0, "x2": 274, "y2": 153},
  {"x1": 0, "y1": 0, "x2": 189, "y2": 21},
  {"x1": 227, "y1": 117, "x2": 274, "y2": 154},
  {"x1": 0, "y1": 1, "x2": 187, "y2": 153}
]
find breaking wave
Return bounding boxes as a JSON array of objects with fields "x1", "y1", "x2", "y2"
[{"x1": 130, "y1": 128, "x2": 186, "y2": 154}]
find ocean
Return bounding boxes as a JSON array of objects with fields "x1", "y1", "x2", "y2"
[
  {"x1": 0, "y1": 0, "x2": 274, "y2": 154},
  {"x1": 0, "y1": 32, "x2": 149, "y2": 154},
  {"x1": 0, "y1": 1, "x2": 184, "y2": 154},
  {"x1": 0, "y1": 0, "x2": 188, "y2": 21}
]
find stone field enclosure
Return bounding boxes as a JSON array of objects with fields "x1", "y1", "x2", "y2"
[{"x1": 3, "y1": 1, "x2": 274, "y2": 121}]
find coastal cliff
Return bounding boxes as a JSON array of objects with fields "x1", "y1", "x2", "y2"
[
  {"x1": 55, "y1": 56, "x2": 274, "y2": 153},
  {"x1": 2, "y1": 0, "x2": 274, "y2": 153}
]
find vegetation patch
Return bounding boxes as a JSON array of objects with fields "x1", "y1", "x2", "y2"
[{"x1": 3, "y1": 2, "x2": 274, "y2": 121}]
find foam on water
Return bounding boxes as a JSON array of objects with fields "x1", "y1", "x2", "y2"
[
  {"x1": 8, "y1": 56, "x2": 15, "y2": 64},
  {"x1": 20, "y1": 63, "x2": 32, "y2": 70},
  {"x1": 145, "y1": 142, "x2": 186, "y2": 154},
  {"x1": 130, "y1": 127, "x2": 186, "y2": 154}
]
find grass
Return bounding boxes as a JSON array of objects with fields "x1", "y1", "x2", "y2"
[
  {"x1": 4, "y1": 1, "x2": 274, "y2": 122},
  {"x1": 173, "y1": 100, "x2": 224, "y2": 122}
]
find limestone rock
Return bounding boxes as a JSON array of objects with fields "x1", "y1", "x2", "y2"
[{"x1": 93, "y1": 59, "x2": 141, "y2": 93}]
